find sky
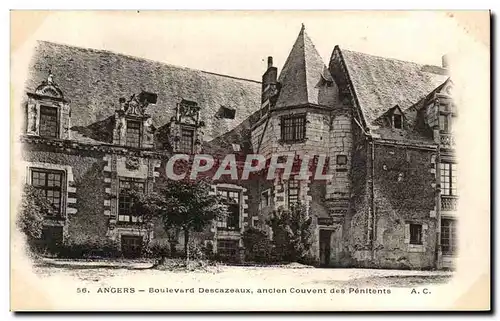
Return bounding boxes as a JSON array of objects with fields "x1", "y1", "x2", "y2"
[{"x1": 11, "y1": 11, "x2": 486, "y2": 82}]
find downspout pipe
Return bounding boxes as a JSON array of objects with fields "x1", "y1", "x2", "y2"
[
  {"x1": 369, "y1": 137, "x2": 375, "y2": 256},
  {"x1": 354, "y1": 118, "x2": 375, "y2": 257}
]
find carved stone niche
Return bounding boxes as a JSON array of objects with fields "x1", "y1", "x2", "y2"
[
  {"x1": 168, "y1": 98, "x2": 205, "y2": 154},
  {"x1": 25, "y1": 72, "x2": 71, "y2": 140},
  {"x1": 113, "y1": 91, "x2": 157, "y2": 148}
]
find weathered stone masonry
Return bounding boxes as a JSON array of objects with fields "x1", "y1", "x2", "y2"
[{"x1": 19, "y1": 26, "x2": 457, "y2": 269}]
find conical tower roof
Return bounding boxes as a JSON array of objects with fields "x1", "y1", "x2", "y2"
[{"x1": 275, "y1": 24, "x2": 335, "y2": 108}]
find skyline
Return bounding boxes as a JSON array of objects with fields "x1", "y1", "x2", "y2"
[{"x1": 11, "y1": 11, "x2": 476, "y2": 82}]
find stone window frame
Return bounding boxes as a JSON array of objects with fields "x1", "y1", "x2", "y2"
[
  {"x1": 409, "y1": 223, "x2": 423, "y2": 245},
  {"x1": 30, "y1": 167, "x2": 65, "y2": 217},
  {"x1": 336, "y1": 155, "x2": 348, "y2": 166},
  {"x1": 23, "y1": 161, "x2": 76, "y2": 220},
  {"x1": 404, "y1": 221, "x2": 428, "y2": 253},
  {"x1": 125, "y1": 119, "x2": 142, "y2": 148}
]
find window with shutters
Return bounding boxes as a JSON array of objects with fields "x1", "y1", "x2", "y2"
[{"x1": 281, "y1": 114, "x2": 306, "y2": 143}]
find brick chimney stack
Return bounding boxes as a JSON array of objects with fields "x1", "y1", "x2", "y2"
[
  {"x1": 261, "y1": 56, "x2": 278, "y2": 108},
  {"x1": 442, "y1": 54, "x2": 449, "y2": 69}
]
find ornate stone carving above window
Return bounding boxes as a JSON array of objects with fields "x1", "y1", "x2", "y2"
[
  {"x1": 176, "y1": 99, "x2": 200, "y2": 125},
  {"x1": 25, "y1": 72, "x2": 71, "y2": 140},
  {"x1": 113, "y1": 91, "x2": 157, "y2": 149},
  {"x1": 125, "y1": 157, "x2": 141, "y2": 171}
]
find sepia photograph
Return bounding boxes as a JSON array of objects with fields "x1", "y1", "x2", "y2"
[{"x1": 9, "y1": 10, "x2": 490, "y2": 311}]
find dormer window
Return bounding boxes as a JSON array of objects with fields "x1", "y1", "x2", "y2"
[
  {"x1": 125, "y1": 120, "x2": 141, "y2": 148},
  {"x1": 113, "y1": 91, "x2": 157, "y2": 149},
  {"x1": 26, "y1": 72, "x2": 70, "y2": 140},
  {"x1": 393, "y1": 114, "x2": 403, "y2": 129},
  {"x1": 219, "y1": 106, "x2": 236, "y2": 120}
]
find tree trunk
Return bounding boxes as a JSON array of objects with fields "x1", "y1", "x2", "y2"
[
  {"x1": 169, "y1": 240, "x2": 177, "y2": 258},
  {"x1": 184, "y1": 229, "x2": 190, "y2": 265}
]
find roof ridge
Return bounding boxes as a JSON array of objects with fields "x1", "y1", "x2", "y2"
[
  {"x1": 36, "y1": 40, "x2": 261, "y2": 84},
  {"x1": 301, "y1": 27, "x2": 309, "y2": 104},
  {"x1": 340, "y1": 47, "x2": 443, "y2": 70}
]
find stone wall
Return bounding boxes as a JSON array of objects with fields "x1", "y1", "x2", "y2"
[
  {"x1": 21, "y1": 147, "x2": 108, "y2": 245},
  {"x1": 370, "y1": 144, "x2": 438, "y2": 269}
]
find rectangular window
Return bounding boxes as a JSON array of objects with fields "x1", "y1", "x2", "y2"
[
  {"x1": 441, "y1": 219, "x2": 457, "y2": 255},
  {"x1": 118, "y1": 178, "x2": 145, "y2": 224},
  {"x1": 287, "y1": 179, "x2": 300, "y2": 206},
  {"x1": 126, "y1": 120, "x2": 141, "y2": 148},
  {"x1": 39, "y1": 106, "x2": 59, "y2": 138},
  {"x1": 440, "y1": 162, "x2": 457, "y2": 196},
  {"x1": 261, "y1": 190, "x2": 270, "y2": 208},
  {"x1": 439, "y1": 113, "x2": 456, "y2": 133},
  {"x1": 179, "y1": 127, "x2": 195, "y2": 154},
  {"x1": 217, "y1": 189, "x2": 240, "y2": 230},
  {"x1": 409, "y1": 223, "x2": 423, "y2": 245},
  {"x1": 281, "y1": 114, "x2": 306, "y2": 143},
  {"x1": 31, "y1": 168, "x2": 64, "y2": 216},
  {"x1": 393, "y1": 114, "x2": 403, "y2": 129}
]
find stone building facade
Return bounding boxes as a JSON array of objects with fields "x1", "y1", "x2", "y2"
[{"x1": 17, "y1": 25, "x2": 457, "y2": 269}]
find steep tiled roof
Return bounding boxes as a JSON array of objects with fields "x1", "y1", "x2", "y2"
[
  {"x1": 275, "y1": 25, "x2": 337, "y2": 108},
  {"x1": 24, "y1": 41, "x2": 262, "y2": 144},
  {"x1": 339, "y1": 48, "x2": 449, "y2": 128}
]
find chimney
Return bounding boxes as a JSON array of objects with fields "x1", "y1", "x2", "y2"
[
  {"x1": 261, "y1": 56, "x2": 278, "y2": 105},
  {"x1": 267, "y1": 56, "x2": 273, "y2": 69},
  {"x1": 442, "y1": 54, "x2": 449, "y2": 69}
]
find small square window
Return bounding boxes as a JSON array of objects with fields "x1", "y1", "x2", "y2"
[
  {"x1": 336, "y1": 155, "x2": 347, "y2": 166},
  {"x1": 409, "y1": 224, "x2": 423, "y2": 245}
]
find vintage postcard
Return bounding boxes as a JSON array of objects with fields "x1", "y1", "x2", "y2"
[{"x1": 10, "y1": 11, "x2": 490, "y2": 311}]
